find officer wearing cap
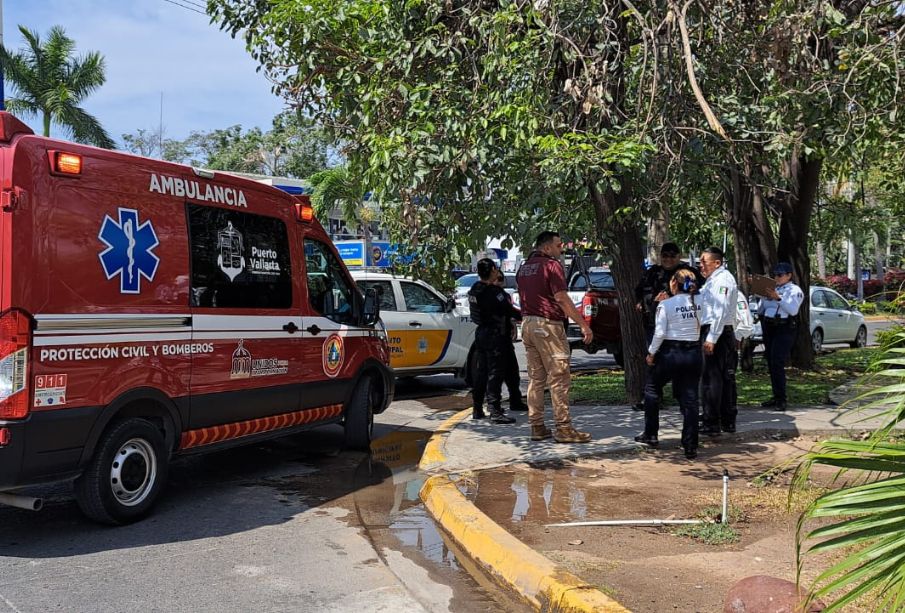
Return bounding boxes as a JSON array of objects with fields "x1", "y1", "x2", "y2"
[
  {"x1": 755, "y1": 262, "x2": 803, "y2": 411},
  {"x1": 698, "y1": 246, "x2": 739, "y2": 435},
  {"x1": 635, "y1": 242, "x2": 701, "y2": 343}
]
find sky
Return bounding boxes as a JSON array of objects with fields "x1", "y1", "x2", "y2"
[{"x1": 2, "y1": 0, "x2": 287, "y2": 145}]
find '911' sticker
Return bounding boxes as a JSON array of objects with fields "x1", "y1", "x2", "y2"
[{"x1": 34, "y1": 374, "x2": 68, "y2": 407}]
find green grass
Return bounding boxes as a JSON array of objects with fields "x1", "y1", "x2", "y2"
[
  {"x1": 673, "y1": 522, "x2": 740, "y2": 545},
  {"x1": 570, "y1": 347, "x2": 878, "y2": 406}
]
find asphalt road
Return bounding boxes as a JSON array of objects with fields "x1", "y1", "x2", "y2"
[{"x1": 0, "y1": 391, "x2": 506, "y2": 613}]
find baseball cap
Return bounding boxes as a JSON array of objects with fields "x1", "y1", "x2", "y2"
[
  {"x1": 771, "y1": 262, "x2": 793, "y2": 275},
  {"x1": 660, "y1": 242, "x2": 680, "y2": 256}
]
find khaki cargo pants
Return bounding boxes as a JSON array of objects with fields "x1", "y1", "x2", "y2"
[{"x1": 522, "y1": 316, "x2": 573, "y2": 429}]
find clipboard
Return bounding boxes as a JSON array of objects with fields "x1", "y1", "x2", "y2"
[{"x1": 748, "y1": 273, "x2": 776, "y2": 296}]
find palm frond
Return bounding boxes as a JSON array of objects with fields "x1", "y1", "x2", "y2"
[{"x1": 796, "y1": 342, "x2": 905, "y2": 611}]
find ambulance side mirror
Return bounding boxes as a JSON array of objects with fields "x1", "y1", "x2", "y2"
[{"x1": 362, "y1": 287, "x2": 381, "y2": 326}]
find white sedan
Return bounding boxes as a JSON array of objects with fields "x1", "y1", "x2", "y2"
[
  {"x1": 352, "y1": 271, "x2": 476, "y2": 378},
  {"x1": 751, "y1": 285, "x2": 868, "y2": 351},
  {"x1": 454, "y1": 272, "x2": 520, "y2": 313}
]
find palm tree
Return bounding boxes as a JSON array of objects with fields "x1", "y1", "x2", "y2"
[
  {"x1": 310, "y1": 164, "x2": 376, "y2": 256},
  {"x1": 0, "y1": 25, "x2": 114, "y2": 148}
]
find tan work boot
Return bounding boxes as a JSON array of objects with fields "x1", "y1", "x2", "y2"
[
  {"x1": 554, "y1": 426, "x2": 592, "y2": 444},
  {"x1": 530, "y1": 424, "x2": 553, "y2": 441}
]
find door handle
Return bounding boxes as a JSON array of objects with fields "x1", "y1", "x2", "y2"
[
  {"x1": 408, "y1": 321, "x2": 423, "y2": 327},
  {"x1": 306, "y1": 324, "x2": 322, "y2": 335},
  {"x1": 283, "y1": 322, "x2": 299, "y2": 334}
]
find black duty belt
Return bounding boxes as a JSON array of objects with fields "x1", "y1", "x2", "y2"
[
  {"x1": 662, "y1": 340, "x2": 700, "y2": 349},
  {"x1": 763, "y1": 317, "x2": 795, "y2": 326},
  {"x1": 700, "y1": 325, "x2": 733, "y2": 333}
]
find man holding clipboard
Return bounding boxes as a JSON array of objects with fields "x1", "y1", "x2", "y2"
[{"x1": 753, "y1": 262, "x2": 804, "y2": 411}]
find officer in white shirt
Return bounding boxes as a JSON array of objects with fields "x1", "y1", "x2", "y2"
[
  {"x1": 634, "y1": 269, "x2": 702, "y2": 459},
  {"x1": 755, "y1": 262, "x2": 804, "y2": 411},
  {"x1": 698, "y1": 247, "x2": 739, "y2": 435}
]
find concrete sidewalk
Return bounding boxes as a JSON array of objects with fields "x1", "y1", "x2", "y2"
[
  {"x1": 419, "y1": 399, "x2": 892, "y2": 612},
  {"x1": 426, "y1": 402, "x2": 888, "y2": 475}
]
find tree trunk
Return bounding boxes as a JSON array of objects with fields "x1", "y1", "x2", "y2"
[
  {"x1": 816, "y1": 241, "x2": 826, "y2": 279},
  {"x1": 647, "y1": 206, "x2": 669, "y2": 264},
  {"x1": 874, "y1": 230, "x2": 884, "y2": 283},
  {"x1": 590, "y1": 180, "x2": 646, "y2": 404},
  {"x1": 777, "y1": 154, "x2": 821, "y2": 369},
  {"x1": 43, "y1": 113, "x2": 52, "y2": 138}
]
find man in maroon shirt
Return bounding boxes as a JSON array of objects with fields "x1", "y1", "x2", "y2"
[{"x1": 516, "y1": 231, "x2": 593, "y2": 443}]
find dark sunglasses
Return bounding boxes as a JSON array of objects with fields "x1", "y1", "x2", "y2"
[{"x1": 661, "y1": 253, "x2": 679, "y2": 258}]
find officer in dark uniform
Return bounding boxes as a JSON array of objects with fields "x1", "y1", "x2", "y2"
[
  {"x1": 633, "y1": 243, "x2": 701, "y2": 410},
  {"x1": 469, "y1": 258, "x2": 519, "y2": 424},
  {"x1": 756, "y1": 262, "x2": 804, "y2": 411}
]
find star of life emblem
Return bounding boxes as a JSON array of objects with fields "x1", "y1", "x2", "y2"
[{"x1": 98, "y1": 208, "x2": 160, "y2": 294}]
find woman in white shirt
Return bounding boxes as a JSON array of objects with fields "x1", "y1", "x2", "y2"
[{"x1": 634, "y1": 268, "x2": 703, "y2": 459}]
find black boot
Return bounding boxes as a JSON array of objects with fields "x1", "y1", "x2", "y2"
[
  {"x1": 634, "y1": 433, "x2": 659, "y2": 448},
  {"x1": 472, "y1": 408, "x2": 486, "y2": 420},
  {"x1": 684, "y1": 447, "x2": 697, "y2": 459},
  {"x1": 490, "y1": 410, "x2": 516, "y2": 424}
]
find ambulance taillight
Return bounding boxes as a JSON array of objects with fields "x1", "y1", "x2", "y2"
[
  {"x1": 0, "y1": 310, "x2": 32, "y2": 420},
  {"x1": 49, "y1": 151, "x2": 83, "y2": 176}
]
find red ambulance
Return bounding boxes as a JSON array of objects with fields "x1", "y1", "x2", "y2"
[{"x1": 0, "y1": 112, "x2": 393, "y2": 524}]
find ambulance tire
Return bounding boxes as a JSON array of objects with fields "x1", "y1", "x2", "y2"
[
  {"x1": 74, "y1": 418, "x2": 168, "y2": 525},
  {"x1": 344, "y1": 376, "x2": 375, "y2": 451}
]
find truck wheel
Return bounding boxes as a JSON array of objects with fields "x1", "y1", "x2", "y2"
[
  {"x1": 74, "y1": 418, "x2": 168, "y2": 525},
  {"x1": 345, "y1": 376, "x2": 375, "y2": 451}
]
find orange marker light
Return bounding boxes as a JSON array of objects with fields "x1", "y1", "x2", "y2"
[
  {"x1": 295, "y1": 202, "x2": 315, "y2": 222},
  {"x1": 54, "y1": 152, "x2": 82, "y2": 175}
]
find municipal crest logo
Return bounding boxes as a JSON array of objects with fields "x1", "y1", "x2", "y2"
[
  {"x1": 98, "y1": 208, "x2": 160, "y2": 294},
  {"x1": 217, "y1": 221, "x2": 245, "y2": 282},
  {"x1": 323, "y1": 334, "x2": 344, "y2": 378},
  {"x1": 230, "y1": 340, "x2": 252, "y2": 379}
]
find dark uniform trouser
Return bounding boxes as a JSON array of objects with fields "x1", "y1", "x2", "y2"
[
  {"x1": 701, "y1": 326, "x2": 737, "y2": 429},
  {"x1": 471, "y1": 330, "x2": 507, "y2": 415},
  {"x1": 643, "y1": 341, "x2": 702, "y2": 451},
  {"x1": 763, "y1": 320, "x2": 796, "y2": 403},
  {"x1": 472, "y1": 337, "x2": 524, "y2": 412},
  {"x1": 500, "y1": 340, "x2": 525, "y2": 408}
]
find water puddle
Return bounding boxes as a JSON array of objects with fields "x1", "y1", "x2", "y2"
[
  {"x1": 459, "y1": 462, "x2": 653, "y2": 526},
  {"x1": 356, "y1": 429, "x2": 522, "y2": 611}
]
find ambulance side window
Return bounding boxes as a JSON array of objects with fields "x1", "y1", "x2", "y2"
[
  {"x1": 187, "y1": 205, "x2": 292, "y2": 309},
  {"x1": 304, "y1": 239, "x2": 357, "y2": 324}
]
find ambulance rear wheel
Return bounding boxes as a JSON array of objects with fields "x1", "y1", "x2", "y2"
[
  {"x1": 74, "y1": 418, "x2": 168, "y2": 525},
  {"x1": 344, "y1": 376, "x2": 375, "y2": 451}
]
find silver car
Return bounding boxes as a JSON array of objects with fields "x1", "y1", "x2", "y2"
[{"x1": 751, "y1": 286, "x2": 868, "y2": 351}]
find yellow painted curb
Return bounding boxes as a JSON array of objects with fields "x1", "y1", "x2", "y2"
[
  {"x1": 420, "y1": 475, "x2": 630, "y2": 613},
  {"x1": 418, "y1": 408, "x2": 472, "y2": 472}
]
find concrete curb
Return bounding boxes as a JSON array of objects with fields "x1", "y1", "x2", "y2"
[
  {"x1": 418, "y1": 408, "x2": 472, "y2": 472},
  {"x1": 419, "y1": 409, "x2": 631, "y2": 612}
]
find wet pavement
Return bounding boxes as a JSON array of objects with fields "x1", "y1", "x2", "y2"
[{"x1": 0, "y1": 396, "x2": 522, "y2": 613}]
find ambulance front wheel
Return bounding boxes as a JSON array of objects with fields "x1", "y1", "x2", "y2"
[
  {"x1": 344, "y1": 376, "x2": 375, "y2": 451},
  {"x1": 74, "y1": 418, "x2": 169, "y2": 525}
]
